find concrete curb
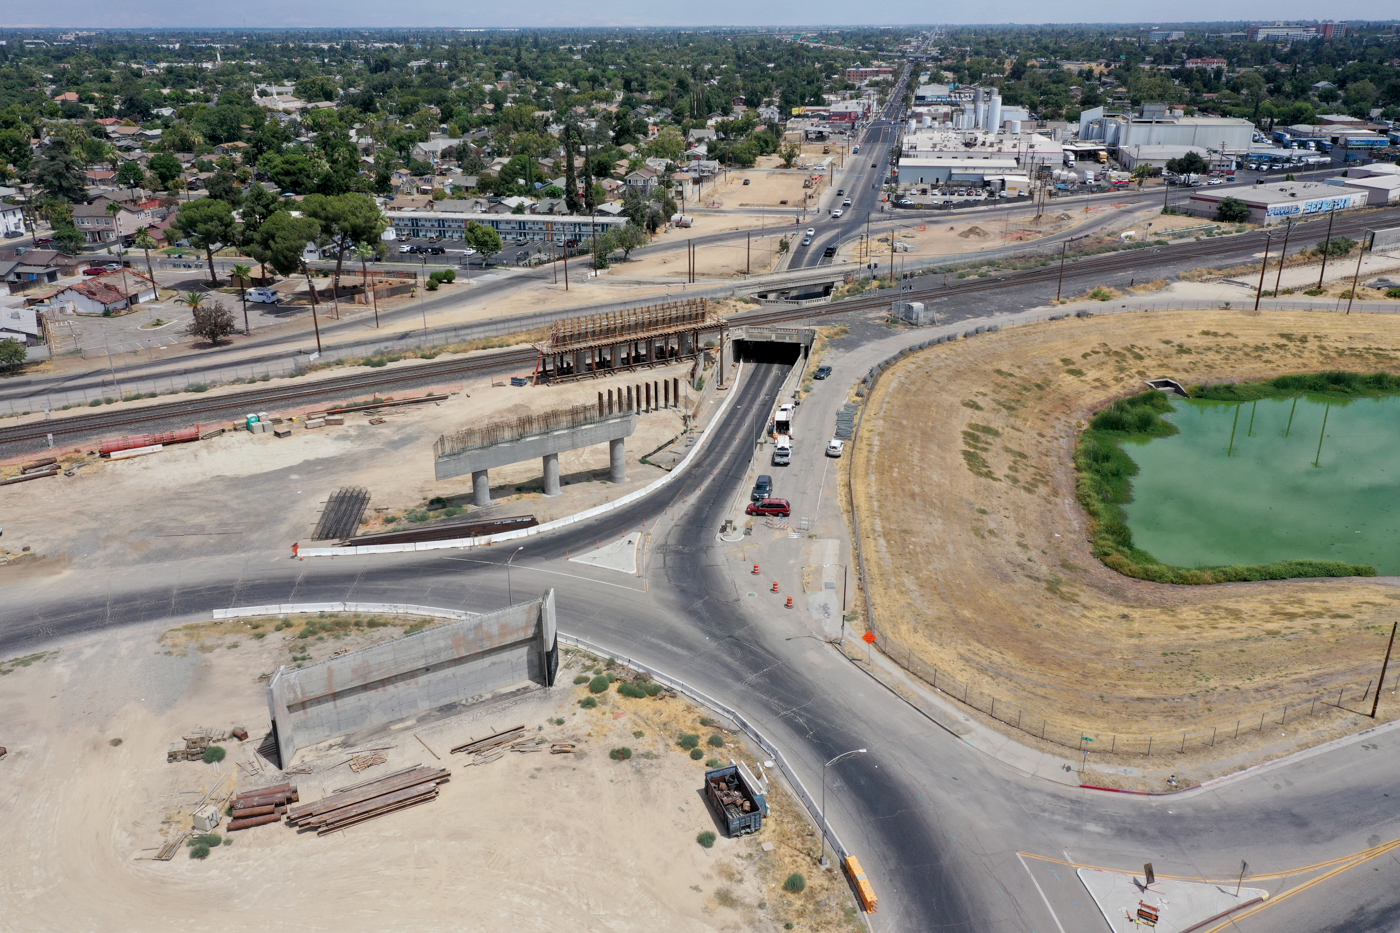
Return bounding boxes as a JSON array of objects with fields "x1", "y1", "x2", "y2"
[
  {"x1": 212, "y1": 602, "x2": 477, "y2": 621},
  {"x1": 299, "y1": 361, "x2": 747, "y2": 557}
]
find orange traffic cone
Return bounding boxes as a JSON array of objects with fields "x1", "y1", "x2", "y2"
[
  {"x1": 771, "y1": 581, "x2": 780, "y2": 593},
  {"x1": 785, "y1": 597, "x2": 793, "y2": 609},
  {"x1": 752, "y1": 564, "x2": 760, "y2": 575}
]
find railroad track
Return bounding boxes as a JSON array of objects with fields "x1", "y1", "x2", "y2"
[{"x1": 2, "y1": 207, "x2": 1392, "y2": 449}]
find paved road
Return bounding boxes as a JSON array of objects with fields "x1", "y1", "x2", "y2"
[{"x1": 7, "y1": 308, "x2": 1400, "y2": 931}]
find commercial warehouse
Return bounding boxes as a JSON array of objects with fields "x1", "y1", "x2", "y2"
[
  {"x1": 386, "y1": 209, "x2": 629, "y2": 245},
  {"x1": 1187, "y1": 181, "x2": 1369, "y2": 225}
]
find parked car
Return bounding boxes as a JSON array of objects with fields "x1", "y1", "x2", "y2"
[
  {"x1": 746, "y1": 497, "x2": 791, "y2": 517},
  {"x1": 247, "y1": 287, "x2": 280, "y2": 304},
  {"x1": 399, "y1": 244, "x2": 417, "y2": 253},
  {"x1": 751, "y1": 474, "x2": 773, "y2": 501},
  {"x1": 101, "y1": 262, "x2": 124, "y2": 271},
  {"x1": 1207, "y1": 178, "x2": 1223, "y2": 186},
  {"x1": 34, "y1": 237, "x2": 54, "y2": 246},
  {"x1": 82, "y1": 266, "x2": 106, "y2": 275},
  {"x1": 826, "y1": 439, "x2": 845, "y2": 458},
  {"x1": 897, "y1": 198, "x2": 914, "y2": 206},
  {"x1": 813, "y1": 365, "x2": 832, "y2": 380},
  {"x1": 427, "y1": 246, "x2": 446, "y2": 254},
  {"x1": 743, "y1": 178, "x2": 751, "y2": 185}
]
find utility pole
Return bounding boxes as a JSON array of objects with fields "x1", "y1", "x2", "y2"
[
  {"x1": 1272, "y1": 218, "x2": 1292, "y2": 296},
  {"x1": 1317, "y1": 207, "x2": 1337, "y2": 289},
  {"x1": 302, "y1": 261, "x2": 322, "y2": 355},
  {"x1": 1347, "y1": 233, "x2": 1368, "y2": 315},
  {"x1": 1056, "y1": 239, "x2": 1068, "y2": 302},
  {"x1": 1372, "y1": 620, "x2": 1398, "y2": 718},
  {"x1": 746, "y1": 230, "x2": 750, "y2": 275},
  {"x1": 1254, "y1": 231, "x2": 1272, "y2": 311}
]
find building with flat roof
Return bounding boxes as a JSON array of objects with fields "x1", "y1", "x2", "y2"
[
  {"x1": 1187, "y1": 180, "x2": 1368, "y2": 225},
  {"x1": 1326, "y1": 174, "x2": 1400, "y2": 206},
  {"x1": 386, "y1": 208, "x2": 628, "y2": 246},
  {"x1": 896, "y1": 156, "x2": 1020, "y2": 186}
]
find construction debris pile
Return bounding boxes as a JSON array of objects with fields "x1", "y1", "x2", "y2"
[
  {"x1": 227, "y1": 782, "x2": 300, "y2": 830},
  {"x1": 285, "y1": 765, "x2": 451, "y2": 836}
]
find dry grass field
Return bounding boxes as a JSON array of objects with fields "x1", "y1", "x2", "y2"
[{"x1": 852, "y1": 309, "x2": 1400, "y2": 760}]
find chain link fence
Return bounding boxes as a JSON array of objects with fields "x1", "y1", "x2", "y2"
[{"x1": 845, "y1": 299, "x2": 1400, "y2": 758}]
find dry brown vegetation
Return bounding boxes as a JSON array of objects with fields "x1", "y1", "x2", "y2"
[{"x1": 852, "y1": 309, "x2": 1400, "y2": 756}]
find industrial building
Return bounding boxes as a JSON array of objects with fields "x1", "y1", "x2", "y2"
[
  {"x1": 1079, "y1": 104, "x2": 1255, "y2": 162},
  {"x1": 1187, "y1": 181, "x2": 1369, "y2": 225},
  {"x1": 1325, "y1": 173, "x2": 1400, "y2": 207}
]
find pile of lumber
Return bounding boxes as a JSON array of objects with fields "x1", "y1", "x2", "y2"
[
  {"x1": 227, "y1": 782, "x2": 299, "y2": 830},
  {"x1": 450, "y1": 725, "x2": 527, "y2": 759},
  {"x1": 285, "y1": 766, "x2": 450, "y2": 836}
]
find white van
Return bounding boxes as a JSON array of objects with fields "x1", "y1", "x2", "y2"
[{"x1": 247, "y1": 287, "x2": 279, "y2": 304}]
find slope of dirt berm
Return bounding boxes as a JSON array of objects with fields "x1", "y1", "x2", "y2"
[{"x1": 852, "y1": 308, "x2": 1400, "y2": 757}]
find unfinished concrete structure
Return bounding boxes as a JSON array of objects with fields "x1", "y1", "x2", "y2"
[
  {"x1": 533, "y1": 297, "x2": 723, "y2": 383},
  {"x1": 434, "y1": 403, "x2": 650, "y2": 504},
  {"x1": 266, "y1": 592, "x2": 558, "y2": 766}
]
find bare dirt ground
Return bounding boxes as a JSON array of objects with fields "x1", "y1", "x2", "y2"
[
  {"x1": 851, "y1": 309, "x2": 1400, "y2": 775},
  {"x1": 619, "y1": 231, "x2": 790, "y2": 280},
  {"x1": 0, "y1": 615, "x2": 859, "y2": 933},
  {"x1": 0, "y1": 361, "x2": 704, "y2": 572}
]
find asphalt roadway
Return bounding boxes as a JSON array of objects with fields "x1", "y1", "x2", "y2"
[{"x1": 5, "y1": 326, "x2": 1400, "y2": 931}]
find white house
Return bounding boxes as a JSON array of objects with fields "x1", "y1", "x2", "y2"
[
  {"x1": 0, "y1": 204, "x2": 24, "y2": 238},
  {"x1": 53, "y1": 270, "x2": 159, "y2": 314}
]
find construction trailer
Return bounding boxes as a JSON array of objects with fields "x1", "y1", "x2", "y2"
[{"x1": 703, "y1": 762, "x2": 769, "y2": 836}]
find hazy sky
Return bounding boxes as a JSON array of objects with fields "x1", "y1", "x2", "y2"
[{"x1": 1, "y1": 2, "x2": 1383, "y2": 29}]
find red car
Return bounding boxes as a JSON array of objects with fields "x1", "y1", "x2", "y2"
[
  {"x1": 82, "y1": 266, "x2": 106, "y2": 275},
  {"x1": 746, "y1": 498, "x2": 791, "y2": 517}
]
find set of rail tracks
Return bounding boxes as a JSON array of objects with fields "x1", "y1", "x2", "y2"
[{"x1": 1, "y1": 206, "x2": 1393, "y2": 449}]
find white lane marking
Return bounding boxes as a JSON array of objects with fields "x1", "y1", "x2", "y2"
[
  {"x1": 1017, "y1": 852, "x2": 1069, "y2": 933},
  {"x1": 442, "y1": 558, "x2": 645, "y2": 592}
]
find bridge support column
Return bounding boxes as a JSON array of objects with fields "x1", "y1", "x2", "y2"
[
  {"x1": 472, "y1": 469, "x2": 490, "y2": 507},
  {"x1": 609, "y1": 438, "x2": 626, "y2": 484},
  {"x1": 542, "y1": 453, "x2": 561, "y2": 496}
]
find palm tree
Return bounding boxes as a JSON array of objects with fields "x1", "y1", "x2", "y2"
[
  {"x1": 230, "y1": 263, "x2": 253, "y2": 335},
  {"x1": 354, "y1": 242, "x2": 380, "y2": 328},
  {"x1": 174, "y1": 291, "x2": 205, "y2": 312},
  {"x1": 133, "y1": 226, "x2": 158, "y2": 286}
]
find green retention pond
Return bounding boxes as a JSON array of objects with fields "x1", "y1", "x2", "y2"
[{"x1": 1124, "y1": 394, "x2": 1400, "y2": 574}]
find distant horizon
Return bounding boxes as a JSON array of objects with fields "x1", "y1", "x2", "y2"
[{"x1": 0, "y1": 4, "x2": 1394, "y2": 31}]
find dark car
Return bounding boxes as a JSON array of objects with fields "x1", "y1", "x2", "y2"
[
  {"x1": 836, "y1": 188, "x2": 845, "y2": 196},
  {"x1": 34, "y1": 236, "x2": 54, "y2": 246},
  {"x1": 751, "y1": 474, "x2": 773, "y2": 501},
  {"x1": 427, "y1": 246, "x2": 446, "y2": 255},
  {"x1": 813, "y1": 365, "x2": 832, "y2": 380},
  {"x1": 745, "y1": 497, "x2": 790, "y2": 517}
]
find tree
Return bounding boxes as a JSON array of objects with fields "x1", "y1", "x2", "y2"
[
  {"x1": 33, "y1": 142, "x2": 87, "y2": 203},
  {"x1": 116, "y1": 160, "x2": 146, "y2": 190},
  {"x1": 1165, "y1": 151, "x2": 1208, "y2": 177},
  {"x1": 206, "y1": 170, "x2": 242, "y2": 207},
  {"x1": 562, "y1": 125, "x2": 582, "y2": 214},
  {"x1": 134, "y1": 226, "x2": 158, "y2": 284},
  {"x1": 1216, "y1": 197, "x2": 1250, "y2": 223},
  {"x1": 301, "y1": 192, "x2": 386, "y2": 297},
  {"x1": 778, "y1": 141, "x2": 801, "y2": 168},
  {"x1": 0, "y1": 340, "x2": 26, "y2": 371},
  {"x1": 148, "y1": 152, "x2": 184, "y2": 189},
  {"x1": 465, "y1": 221, "x2": 502, "y2": 264},
  {"x1": 186, "y1": 300, "x2": 237, "y2": 344},
  {"x1": 612, "y1": 223, "x2": 648, "y2": 260},
  {"x1": 170, "y1": 198, "x2": 238, "y2": 285},
  {"x1": 248, "y1": 211, "x2": 320, "y2": 278}
]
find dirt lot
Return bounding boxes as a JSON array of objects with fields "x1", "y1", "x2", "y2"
[
  {"x1": 0, "y1": 361, "x2": 702, "y2": 571},
  {"x1": 0, "y1": 615, "x2": 860, "y2": 933},
  {"x1": 852, "y1": 309, "x2": 1400, "y2": 769},
  {"x1": 619, "y1": 230, "x2": 791, "y2": 279}
]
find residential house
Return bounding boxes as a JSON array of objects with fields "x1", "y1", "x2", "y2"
[
  {"x1": 0, "y1": 303, "x2": 43, "y2": 345},
  {"x1": 0, "y1": 204, "x2": 24, "y2": 237},
  {"x1": 624, "y1": 166, "x2": 661, "y2": 193},
  {"x1": 85, "y1": 168, "x2": 117, "y2": 186},
  {"x1": 686, "y1": 128, "x2": 717, "y2": 145},
  {"x1": 52, "y1": 91, "x2": 79, "y2": 103},
  {"x1": 412, "y1": 138, "x2": 459, "y2": 163},
  {"x1": 72, "y1": 198, "x2": 154, "y2": 245},
  {"x1": 53, "y1": 270, "x2": 158, "y2": 314},
  {"x1": 1, "y1": 248, "x2": 87, "y2": 277},
  {"x1": 0, "y1": 259, "x2": 60, "y2": 293}
]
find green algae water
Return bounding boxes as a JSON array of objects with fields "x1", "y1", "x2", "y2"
[{"x1": 1122, "y1": 395, "x2": 1400, "y2": 575}]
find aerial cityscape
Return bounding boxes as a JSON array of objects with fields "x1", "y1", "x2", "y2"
[{"x1": 1, "y1": 17, "x2": 1399, "y2": 933}]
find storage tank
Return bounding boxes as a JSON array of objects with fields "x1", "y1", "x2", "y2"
[
  {"x1": 922, "y1": 115, "x2": 932, "y2": 128},
  {"x1": 972, "y1": 88, "x2": 985, "y2": 128},
  {"x1": 1006, "y1": 119, "x2": 1022, "y2": 135},
  {"x1": 987, "y1": 91, "x2": 1002, "y2": 133}
]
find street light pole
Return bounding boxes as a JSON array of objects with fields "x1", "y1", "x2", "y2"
[
  {"x1": 418, "y1": 254, "x2": 429, "y2": 340},
  {"x1": 506, "y1": 546, "x2": 524, "y2": 604},
  {"x1": 820, "y1": 748, "x2": 867, "y2": 869}
]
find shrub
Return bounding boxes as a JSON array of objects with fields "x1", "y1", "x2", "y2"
[
  {"x1": 609, "y1": 746, "x2": 633, "y2": 760},
  {"x1": 678, "y1": 733, "x2": 700, "y2": 750},
  {"x1": 440, "y1": 268, "x2": 456, "y2": 283},
  {"x1": 189, "y1": 844, "x2": 211, "y2": 859},
  {"x1": 618, "y1": 682, "x2": 647, "y2": 698},
  {"x1": 588, "y1": 675, "x2": 610, "y2": 694},
  {"x1": 690, "y1": 748, "x2": 705, "y2": 760},
  {"x1": 193, "y1": 833, "x2": 221, "y2": 847},
  {"x1": 222, "y1": 838, "x2": 232, "y2": 846},
  {"x1": 573, "y1": 674, "x2": 591, "y2": 684},
  {"x1": 1385, "y1": 288, "x2": 1400, "y2": 299},
  {"x1": 578, "y1": 696, "x2": 597, "y2": 708},
  {"x1": 1088, "y1": 287, "x2": 1113, "y2": 301},
  {"x1": 700, "y1": 717, "x2": 716, "y2": 727},
  {"x1": 784, "y1": 872, "x2": 807, "y2": 894},
  {"x1": 425, "y1": 279, "x2": 439, "y2": 291},
  {"x1": 707, "y1": 734, "x2": 725, "y2": 748},
  {"x1": 697, "y1": 831, "x2": 716, "y2": 848},
  {"x1": 202, "y1": 745, "x2": 226, "y2": 764},
  {"x1": 644, "y1": 683, "x2": 664, "y2": 696},
  {"x1": 633, "y1": 730, "x2": 645, "y2": 738},
  {"x1": 706, "y1": 758, "x2": 722, "y2": 768}
]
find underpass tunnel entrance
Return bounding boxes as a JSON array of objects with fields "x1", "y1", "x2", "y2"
[{"x1": 732, "y1": 340, "x2": 803, "y2": 365}]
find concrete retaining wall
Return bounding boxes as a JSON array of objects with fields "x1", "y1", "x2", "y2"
[{"x1": 266, "y1": 591, "x2": 557, "y2": 765}]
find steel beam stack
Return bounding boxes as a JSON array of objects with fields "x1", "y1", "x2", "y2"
[{"x1": 284, "y1": 766, "x2": 450, "y2": 835}]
